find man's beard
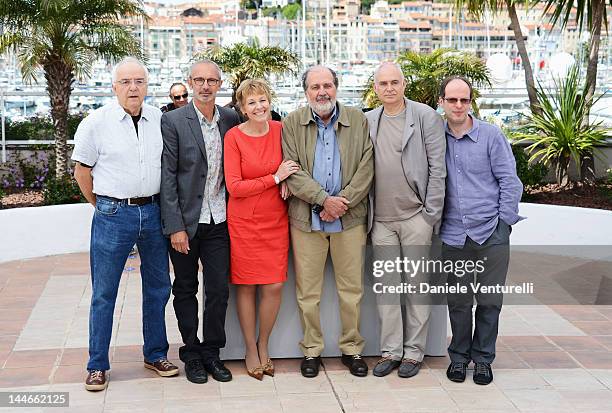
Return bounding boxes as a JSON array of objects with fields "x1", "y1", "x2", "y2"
[{"x1": 308, "y1": 97, "x2": 336, "y2": 117}]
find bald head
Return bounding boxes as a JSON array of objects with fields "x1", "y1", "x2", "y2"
[
  {"x1": 373, "y1": 62, "x2": 403, "y2": 84},
  {"x1": 111, "y1": 57, "x2": 149, "y2": 84},
  {"x1": 373, "y1": 62, "x2": 406, "y2": 107}
]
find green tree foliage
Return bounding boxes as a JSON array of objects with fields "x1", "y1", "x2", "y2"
[
  {"x1": 282, "y1": 3, "x2": 301, "y2": 20},
  {"x1": 514, "y1": 66, "x2": 609, "y2": 186},
  {"x1": 541, "y1": 0, "x2": 612, "y2": 184},
  {"x1": 199, "y1": 39, "x2": 300, "y2": 106},
  {"x1": 0, "y1": 0, "x2": 146, "y2": 178}
]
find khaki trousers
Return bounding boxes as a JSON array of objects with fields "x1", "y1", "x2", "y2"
[
  {"x1": 291, "y1": 224, "x2": 367, "y2": 357},
  {"x1": 371, "y1": 213, "x2": 433, "y2": 362}
]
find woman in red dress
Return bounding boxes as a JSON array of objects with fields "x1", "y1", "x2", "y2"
[{"x1": 224, "y1": 79, "x2": 299, "y2": 380}]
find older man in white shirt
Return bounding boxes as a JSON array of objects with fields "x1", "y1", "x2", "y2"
[{"x1": 73, "y1": 57, "x2": 178, "y2": 392}]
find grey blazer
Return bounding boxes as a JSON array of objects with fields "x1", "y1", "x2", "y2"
[
  {"x1": 365, "y1": 97, "x2": 447, "y2": 234},
  {"x1": 160, "y1": 101, "x2": 241, "y2": 239}
]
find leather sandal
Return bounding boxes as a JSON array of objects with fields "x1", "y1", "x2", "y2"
[
  {"x1": 262, "y1": 359, "x2": 274, "y2": 377},
  {"x1": 247, "y1": 364, "x2": 264, "y2": 381}
]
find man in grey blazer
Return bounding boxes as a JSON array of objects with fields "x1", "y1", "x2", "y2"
[
  {"x1": 160, "y1": 60, "x2": 240, "y2": 384},
  {"x1": 366, "y1": 62, "x2": 446, "y2": 378}
]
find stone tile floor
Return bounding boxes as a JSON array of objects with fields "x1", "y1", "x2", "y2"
[{"x1": 1, "y1": 253, "x2": 612, "y2": 412}]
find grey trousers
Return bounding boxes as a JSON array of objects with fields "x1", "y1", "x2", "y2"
[
  {"x1": 442, "y1": 219, "x2": 511, "y2": 364},
  {"x1": 371, "y1": 212, "x2": 433, "y2": 362}
]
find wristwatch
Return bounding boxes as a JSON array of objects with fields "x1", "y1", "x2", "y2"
[
  {"x1": 312, "y1": 204, "x2": 324, "y2": 214},
  {"x1": 273, "y1": 174, "x2": 280, "y2": 185}
]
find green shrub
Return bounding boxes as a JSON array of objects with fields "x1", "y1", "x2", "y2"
[
  {"x1": 514, "y1": 65, "x2": 608, "y2": 186},
  {"x1": 512, "y1": 144, "x2": 549, "y2": 189},
  {"x1": 5, "y1": 114, "x2": 84, "y2": 140},
  {"x1": 43, "y1": 174, "x2": 85, "y2": 205},
  {"x1": 281, "y1": 3, "x2": 301, "y2": 19}
]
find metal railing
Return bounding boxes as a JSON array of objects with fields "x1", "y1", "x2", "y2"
[{"x1": 2, "y1": 88, "x2": 612, "y2": 163}]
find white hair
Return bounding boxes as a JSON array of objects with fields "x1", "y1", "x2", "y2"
[
  {"x1": 111, "y1": 57, "x2": 149, "y2": 82},
  {"x1": 189, "y1": 59, "x2": 222, "y2": 79},
  {"x1": 373, "y1": 61, "x2": 404, "y2": 84}
]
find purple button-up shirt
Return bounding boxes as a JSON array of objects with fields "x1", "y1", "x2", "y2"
[{"x1": 440, "y1": 115, "x2": 524, "y2": 246}]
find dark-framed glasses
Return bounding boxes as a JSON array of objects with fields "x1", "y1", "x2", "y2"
[
  {"x1": 443, "y1": 97, "x2": 472, "y2": 105},
  {"x1": 191, "y1": 77, "x2": 220, "y2": 86},
  {"x1": 173, "y1": 93, "x2": 189, "y2": 101}
]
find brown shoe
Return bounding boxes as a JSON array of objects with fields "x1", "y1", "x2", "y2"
[
  {"x1": 144, "y1": 359, "x2": 179, "y2": 377},
  {"x1": 262, "y1": 359, "x2": 274, "y2": 377},
  {"x1": 85, "y1": 370, "x2": 108, "y2": 391},
  {"x1": 247, "y1": 365, "x2": 264, "y2": 381}
]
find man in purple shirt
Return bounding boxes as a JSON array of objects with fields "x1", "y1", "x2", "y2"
[{"x1": 438, "y1": 76, "x2": 523, "y2": 385}]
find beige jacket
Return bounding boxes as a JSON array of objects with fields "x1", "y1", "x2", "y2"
[
  {"x1": 365, "y1": 98, "x2": 447, "y2": 233},
  {"x1": 282, "y1": 103, "x2": 374, "y2": 232}
]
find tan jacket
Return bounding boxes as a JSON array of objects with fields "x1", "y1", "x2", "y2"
[
  {"x1": 365, "y1": 98, "x2": 446, "y2": 234},
  {"x1": 281, "y1": 103, "x2": 374, "y2": 232}
]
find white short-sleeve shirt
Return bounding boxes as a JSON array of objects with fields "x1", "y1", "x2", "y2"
[{"x1": 71, "y1": 100, "x2": 163, "y2": 199}]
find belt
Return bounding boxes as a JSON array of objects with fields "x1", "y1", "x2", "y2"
[{"x1": 98, "y1": 194, "x2": 160, "y2": 206}]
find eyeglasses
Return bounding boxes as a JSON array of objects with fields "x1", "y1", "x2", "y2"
[
  {"x1": 173, "y1": 93, "x2": 188, "y2": 101},
  {"x1": 443, "y1": 97, "x2": 472, "y2": 105},
  {"x1": 191, "y1": 77, "x2": 220, "y2": 86},
  {"x1": 116, "y1": 78, "x2": 147, "y2": 87}
]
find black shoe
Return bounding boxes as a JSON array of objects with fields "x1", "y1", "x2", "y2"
[
  {"x1": 372, "y1": 357, "x2": 401, "y2": 377},
  {"x1": 300, "y1": 356, "x2": 321, "y2": 378},
  {"x1": 446, "y1": 361, "x2": 468, "y2": 383},
  {"x1": 341, "y1": 354, "x2": 368, "y2": 377},
  {"x1": 398, "y1": 358, "x2": 421, "y2": 378},
  {"x1": 185, "y1": 359, "x2": 208, "y2": 384},
  {"x1": 473, "y1": 362, "x2": 493, "y2": 385},
  {"x1": 204, "y1": 359, "x2": 232, "y2": 382}
]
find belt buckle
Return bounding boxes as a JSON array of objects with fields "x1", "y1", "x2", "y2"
[{"x1": 127, "y1": 198, "x2": 135, "y2": 206}]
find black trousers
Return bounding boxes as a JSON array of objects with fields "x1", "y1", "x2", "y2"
[
  {"x1": 169, "y1": 221, "x2": 230, "y2": 363},
  {"x1": 442, "y1": 220, "x2": 511, "y2": 364}
]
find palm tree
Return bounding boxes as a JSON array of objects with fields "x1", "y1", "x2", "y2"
[
  {"x1": 515, "y1": 66, "x2": 608, "y2": 186},
  {"x1": 198, "y1": 39, "x2": 300, "y2": 107},
  {"x1": 541, "y1": 0, "x2": 612, "y2": 183},
  {"x1": 457, "y1": 0, "x2": 611, "y2": 183},
  {"x1": 453, "y1": 0, "x2": 541, "y2": 117},
  {"x1": 362, "y1": 49, "x2": 491, "y2": 110},
  {"x1": 542, "y1": 0, "x2": 610, "y2": 112},
  {"x1": 0, "y1": 0, "x2": 146, "y2": 178}
]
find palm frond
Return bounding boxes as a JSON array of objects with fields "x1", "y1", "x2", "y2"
[
  {"x1": 0, "y1": 32, "x2": 25, "y2": 54},
  {"x1": 0, "y1": 0, "x2": 37, "y2": 28},
  {"x1": 453, "y1": 0, "x2": 535, "y2": 20},
  {"x1": 541, "y1": 0, "x2": 611, "y2": 32},
  {"x1": 80, "y1": 23, "x2": 145, "y2": 61},
  {"x1": 198, "y1": 42, "x2": 301, "y2": 92},
  {"x1": 514, "y1": 65, "x2": 609, "y2": 183},
  {"x1": 16, "y1": 36, "x2": 49, "y2": 83}
]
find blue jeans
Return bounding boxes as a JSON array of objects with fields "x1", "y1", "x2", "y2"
[{"x1": 87, "y1": 196, "x2": 171, "y2": 371}]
